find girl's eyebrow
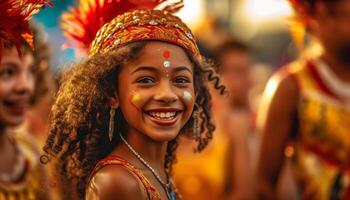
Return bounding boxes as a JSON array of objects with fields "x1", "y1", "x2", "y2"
[
  {"x1": 131, "y1": 66, "x2": 193, "y2": 74},
  {"x1": 172, "y1": 66, "x2": 192, "y2": 74},
  {"x1": 0, "y1": 62, "x2": 20, "y2": 69},
  {"x1": 131, "y1": 66, "x2": 157, "y2": 74}
]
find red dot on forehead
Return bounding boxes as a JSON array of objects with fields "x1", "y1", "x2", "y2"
[{"x1": 163, "y1": 50, "x2": 170, "y2": 59}]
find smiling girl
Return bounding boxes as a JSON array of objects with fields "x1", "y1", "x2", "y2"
[
  {"x1": 41, "y1": 1, "x2": 225, "y2": 199},
  {"x1": 0, "y1": 1, "x2": 52, "y2": 199}
]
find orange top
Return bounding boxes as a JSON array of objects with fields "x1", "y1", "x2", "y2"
[{"x1": 87, "y1": 156, "x2": 161, "y2": 200}]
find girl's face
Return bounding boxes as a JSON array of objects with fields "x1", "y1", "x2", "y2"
[
  {"x1": 0, "y1": 47, "x2": 35, "y2": 126},
  {"x1": 115, "y1": 41, "x2": 195, "y2": 142}
]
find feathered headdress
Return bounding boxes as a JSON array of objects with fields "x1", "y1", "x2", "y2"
[
  {"x1": 288, "y1": 0, "x2": 311, "y2": 50},
  {"x1": 0, "y1": 0, "x2": 52, "y2": 60},
  {"x1": 61, "y1": 0, "x2": 200, "y2": 58}
]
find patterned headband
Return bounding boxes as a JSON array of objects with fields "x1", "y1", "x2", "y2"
[{"x1": 89, "y1": 9, "x2": 199, "y2": 58}]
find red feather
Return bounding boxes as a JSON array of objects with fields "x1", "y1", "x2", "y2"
[
  {"x1": 61, "y1": 0, "x2": 183, "y2": 51},
  {"x1": 0, "y1": 0, "x2": 52, "y2": 61}
]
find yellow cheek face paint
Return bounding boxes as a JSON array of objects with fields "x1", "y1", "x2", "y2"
[
  {"x1": 131, "y1": 92, "x2": 142, "y2": 110},
  {"x1": 183, "y1": 91, "x2": 193, "y2": 102}
]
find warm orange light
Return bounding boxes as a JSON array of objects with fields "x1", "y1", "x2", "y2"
[
  {"x1": 256, "y1": 76, "x2": 279, "y2": 130},
  {"x1": 244, "y1": 0, "x2": 293, "y2": 23},
  {"x1": 175, "y1": 0, "x2": 205, "y2": 31}
]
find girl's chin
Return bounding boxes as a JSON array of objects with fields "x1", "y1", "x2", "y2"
[
  {"x1": 145, "y1": 131, "x2": 179, "y2": 142},
  {"x1": 4, "y1": 117, "x2": 25, "y2": 127}
]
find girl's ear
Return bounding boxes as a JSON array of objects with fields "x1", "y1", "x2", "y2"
[{"x1": 110, "y1": 95, "x2": 119, "y2": 109}]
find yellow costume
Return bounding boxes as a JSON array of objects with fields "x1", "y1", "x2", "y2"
[
  {"x1": 287, "y1": 58, "x2": 350, "y2": 200},
  {"x1": 0, "y1": 131, "x2": 47, "y2": 200},
  {"x1": 173, "y1": 131, "x2": 230, "y2": 200}
]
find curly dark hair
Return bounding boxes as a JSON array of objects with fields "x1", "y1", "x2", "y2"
[{"x1": 41, "y1": 41, "x2": 225, "y2": 199}]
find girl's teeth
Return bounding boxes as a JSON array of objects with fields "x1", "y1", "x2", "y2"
[{"x1": 149, "y1": 111, "x2": 176, "y2": 119}]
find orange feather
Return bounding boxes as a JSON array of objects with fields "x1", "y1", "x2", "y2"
[
  {"x1": 61, "y1": 0, "x2": 183, "y2": 51},
  {"x1": 0, "y1": 0, "x2": 52, "y2": 61}
]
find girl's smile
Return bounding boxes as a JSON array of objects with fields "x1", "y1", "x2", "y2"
[
  {"x1": 145, "y1": 108, "x2": 183, "y2": 126},
  {"x1": 0, "y1": 47, "x2": 34, "y2": 126}
]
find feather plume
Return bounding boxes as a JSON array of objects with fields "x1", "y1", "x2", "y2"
[
  {"x1": 0, "y1": 0, "x2": 52, "y2": 60},
  {"x1": 61, "y1": 0, "x2": 183, "y2": 50}
]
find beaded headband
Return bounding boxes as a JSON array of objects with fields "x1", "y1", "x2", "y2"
[
  {"x1": 90, "y1": 9, "x2": 199, "y2": 58},
  {"x1": 61, "y1": 0, "x2": 200, "y2": 59}
]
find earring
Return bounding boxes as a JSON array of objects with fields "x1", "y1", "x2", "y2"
[
  {"x1": 109, "y1": 108, "x2": 116, "y2": 142},
  {"x1": 193, "y1": 104, "x2": 200, "y2": 140}
]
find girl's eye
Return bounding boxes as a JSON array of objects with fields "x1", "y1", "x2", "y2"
[
  {"x1": 174, "y1": 77, "x2": 191, "y2": 84},
  {"x1": 0, "y1": 68, "x2": 15, "y2": 79},
  {"x1": 137, "y1": 77, "x2": 156, "y2": 84}
]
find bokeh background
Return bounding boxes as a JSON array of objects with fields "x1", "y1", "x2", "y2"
[{"x1": 34, "y1": 0, "x2": 298, "y2": 70}]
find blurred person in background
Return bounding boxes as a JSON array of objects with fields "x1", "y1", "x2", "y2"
[
  {"x1": 173, "y1": 39, "x2": 256, "y2": 200},
  {"x1": 218, "y1": 40, "x2": 256, "y2": 200},
  {"x1": 0, "y1": 1, "x2": 53, "y2": 199},
  {"x1": 256, "y1": 0, "x2": 350, "y2": 199}
]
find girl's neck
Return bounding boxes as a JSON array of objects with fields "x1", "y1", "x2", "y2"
[
  {"x1": 0, "y1": 125, "x2": 14, "y2": 157},
  {"x1": 113, "y1": 131, "x2": 167, "y2": 169},
  {"x1": 130, "y1": 132, "x2": 166, "y2": 164}
]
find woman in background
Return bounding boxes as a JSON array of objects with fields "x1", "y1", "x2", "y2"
[{"x1": 257, "y1": 0, "x2": 350, "y2": 199}]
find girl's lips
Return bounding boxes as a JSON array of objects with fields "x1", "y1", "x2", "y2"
[
  {"x1": 145, "y1": 109, "x2": 182, "y2": 126},
  {"x1": 147, "y1": 113, "x2": 180, "y2": 126},
  {"x1": 146, "y1": 108, "x2": 182, "y2": 112},
  {"x1": 8, "y1": 106, "x2": 25, "y2": 115},
  {"x1": 3, "y1": 100, "x2": 28, "y2": 115}
]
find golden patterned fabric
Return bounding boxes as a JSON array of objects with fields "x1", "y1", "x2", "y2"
[
  {"x1": 0, "y1": 132, "x2": 47, "y2": 200},
  {"x1": 286, "y1": 58, "x2": 350, "y2": 200},
  {"x1": 89, "y1": 9, "x2": 200, "y2": 58}
]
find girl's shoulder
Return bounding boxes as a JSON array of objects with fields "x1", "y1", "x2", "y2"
[
  {"x1": 86, "y1": 156, "x2": 160, "y2": 200},
  {"x1": 86, "y1": 160, "x2": 145, "y2": 200}
]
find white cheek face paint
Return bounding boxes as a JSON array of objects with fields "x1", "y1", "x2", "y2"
[{"x1": 183, "y1": 90, "x2": 193, "y2": 101}]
